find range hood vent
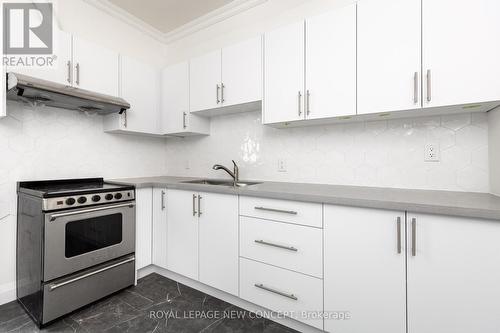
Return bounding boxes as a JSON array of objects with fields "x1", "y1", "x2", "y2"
[{"x1": 6, "y1": 72, "x2": 130, "y2": 115}]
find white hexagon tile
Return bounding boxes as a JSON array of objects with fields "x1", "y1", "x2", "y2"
[{"x1": 165, "y1": 111, "x2": 490, "y2": 193}]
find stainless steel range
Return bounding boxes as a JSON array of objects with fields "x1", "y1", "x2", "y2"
[{"x1": 17, "y1": 178, "x2": 136, "y2": 327}]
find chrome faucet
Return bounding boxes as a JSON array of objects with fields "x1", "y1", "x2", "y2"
[{"x1": 213, "y1": 160, "x2": 239, "y2": 183}]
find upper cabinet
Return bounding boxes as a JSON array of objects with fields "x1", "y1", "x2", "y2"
[
  {"x1": 305, "y1": 4, "x2": 356, "y2": 120},
  {"x1": 264, "y1": 4, "x2": 356, "y2": 124},
  {"x1": 7, "y1": 29, "x2": 73, "y2": 86},
  {"x1": 103, "y1": 55, "x2": 161, "y2": 134},
  {"x1": 357, "y1": 0, "x2": 421, "y2": 115},
  {"x1": 422, "y1": 0, "x2": 500, "y2": 108},
  {"x1": 189, "y1": 36, "x2": 262, "y2": 116},
  {"x1": 263, "y1": 21, "x2": 304, "y2": 124},
  {"x1": 72, "y1": 37, "x2": 119, "y2": 97},
  {"x1": 161, "y1": 61, "x2": 210, "y2": 136}
]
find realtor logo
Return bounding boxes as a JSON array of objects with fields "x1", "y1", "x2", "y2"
[{"x1": 3, "y1": 2, "x2": 53, "y2": 54}]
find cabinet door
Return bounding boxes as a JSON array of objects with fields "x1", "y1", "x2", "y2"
[
  {"x1": 7, "y1": 29, "x2": 72, "y2": 86},
  {"x1": 357, "y1": 0, "x2": 421, "y2": 114},
  {"x1": 305, "y1": 4, "x2": 356, "y2": 120},
  {"x1": 189, "y1": 50, "x2": 222, "y2": 112},
  {"x1": 198, "y1": 192, "x2": 238, "y2": 295},
  {"x1": 152, "y1": 188, "x2": 167, "y2": 269},
  {"x1": 136, "y1": 188, "x2": 152, "y2": 270},
  {"x1": 72, "y1": 36, "x2": 119, "y2": 96},
  {"x1": 423, "y1": 0, "x2": 500, "y2": 108},
  {"x1": 221, "y1": 36, "x2": 262, "y2": 107},
  {"x1": 121, "y1": 55, "x2": 160, "y2": 134},
  {"x1": 324, "y1": 206, "x2": 406, "y2": 333},
  {"x1": 407, "y1": 213, "x2": 500, "y2": 333},
  {"x1": 166, "y1": 189, "x2": 198, "y2": 280},
  {"x1": 264, "y1": 21, "x2": 305, "y2": 124},
  {"x1": 161, "y1": 61, "x2": 189, "y2": 134}
]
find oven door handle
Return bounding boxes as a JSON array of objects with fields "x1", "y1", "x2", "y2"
[
  {"x1": 49, "y1": 202, "x2": 135, "y2": 222},
  {"x1": 48, "y1": 256, "x2": 135, "y2": 291}
]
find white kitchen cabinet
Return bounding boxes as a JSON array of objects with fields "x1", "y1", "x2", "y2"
[
  {"x1": 135, "y1": 188, "x2": 153, "y2": 270},
  {"x1": 72, "y1": 36, "x2": 119, "y2": 97},
  {"x1": 324, "y1": 205, "x2": 406, "y2": 333},
  {"x1": 305, "y1": 3, "x2": 356, "y2": 120},
  {"x1": 7, "y1": 29, "x2": 72, "y2": 86},
  {"x1": 166, "y1": 189, "x2": 199, "y2": 280},
  {"x1": 152, "y1": 188, "x2": 167, "y2": 269},
  {"x1": 422, "y1": 0, "x2": 500, "y2": 108},
  {"x1": 103, "y1": 55, "x2": 161, "y2": 134},
  {"x1": 357, "y1": 0, "x2": 422, "y2": 115},
  {"x1": 198, "y1": 192, "x2": 238, "y2": 295},
  {"x1": 407, "y1": 213, "x2": 500, "y2": 333},
  {"x1": 166, "y1": 189, "x2": 238, "y2": 294},
  {"x1": 0, "y1": 11, "x2": 5, "y2": 119},
  {"x1": 263, "y1": 21, "x2": 305, "y2": 124},
  {"x1": 161, "y1": 61, "x2": 210, "y2": 136},
  {"x1": 189, "y1": 50, "x2": 222, "y2": 112},
  {"x1": 220, "y1": 36, "x2": 262, "y2": 109}
]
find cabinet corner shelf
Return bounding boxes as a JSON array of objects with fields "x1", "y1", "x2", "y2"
[{"x1": 191, "y1": 100, "x2": 262, "y2": 118}]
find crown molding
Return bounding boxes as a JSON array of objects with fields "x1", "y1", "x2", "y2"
[{"x1": 83, "y1": 0, "x2": 268, "y2": 45}]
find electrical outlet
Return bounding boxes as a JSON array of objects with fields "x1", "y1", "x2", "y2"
[
  {"x1": 278, "y1": 159, "x2": 287, "y2": 172},
  {"x1": 185, "y1": 159, "x2": 190, "y2": 170},
  {"x1": 425, "y1": 144, "x2": 440, "y2": 162}
]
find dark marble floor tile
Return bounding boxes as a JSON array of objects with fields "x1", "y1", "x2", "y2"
[
  {"x1": 0, "y1": 301, "x2": 26, "y2": 323},
  {"x1": 0, "y1": 313, "x2": 34, "y2": 332},
  {"x1": 116, "y1": 289, "x2": 155, "y2": 311},
  {"x1": 263, "y1": 321, "x2": 300, "y2": 333},
  {"x1": 130, "y1": 276, "x2": 180, "y2": 303},
  {"x1": 202, "y1": 311, "x2": 266, "y2": 333}
]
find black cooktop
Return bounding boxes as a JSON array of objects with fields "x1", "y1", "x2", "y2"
[{"x1": 18, "y1": 178, "x2": 135, "y2": 198}]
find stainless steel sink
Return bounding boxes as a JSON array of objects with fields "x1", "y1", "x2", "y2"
[{"x1": 181, "y1": 179, "x2": 261, "y2": 187}]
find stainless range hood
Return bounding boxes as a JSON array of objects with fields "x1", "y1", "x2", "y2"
[{"x1": 6, "y1": 72, "x2": 130, "y2": 114}]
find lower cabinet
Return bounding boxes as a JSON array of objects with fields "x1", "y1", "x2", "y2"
[
  {"x1": 407, "y1": 213, "x2": 500, "y2": 333},
  {"x1": 152, "y1": 188, "x2": 167, "y2": 269},
  {"x1": 324, "y1": 205, "x2": 406, "y2": 333},
  {"x1": 166, "y1": 189, "x2": 238, "y2": 295},
  {"x1": 135, "y1": 188, "x2": 153, "y2": 270}
]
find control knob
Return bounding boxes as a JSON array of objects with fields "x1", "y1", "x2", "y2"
[
  {"x1": 91, "y1": 195, "x2": 101, "y2": 202},
  {"x1": 114, "y1": 193, "x2": 123, "y2": 200},
  {"x1": 77, "y1": 197, "x2": 87, "y2": 204},
  {"x1": 105, "y1": 194, "x2": 114, "y2": 200},
  {"x1": 65, "y1": 198, "x2": 76, "y2": 205}
]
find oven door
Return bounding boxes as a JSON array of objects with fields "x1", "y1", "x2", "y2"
[{"x1": 43, "y1": 202, "x2": 135, "y2": 281}]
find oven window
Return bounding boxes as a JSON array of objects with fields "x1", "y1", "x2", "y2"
[{"x1": 65, "y1": 213, "x2": 123, "y2": 258}]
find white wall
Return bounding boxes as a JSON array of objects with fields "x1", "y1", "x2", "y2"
[
  {"x1": 489, "y1": 108, "x2": 500, "y2": 195},
  {"x1": 165, "y1": 111, "x2": 489, "y2": 192}
]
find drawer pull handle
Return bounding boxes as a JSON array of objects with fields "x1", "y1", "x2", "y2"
[
  {"x1": 255, "y1": 240, "x2": 298, "y2": 252},
  {"x1": 254, "y1": 283, "x2": 298, "y2": 301},
  {"x1": 254, "y1": 207, "x2": 297, "y2": 215},
  {"x1": 49, "y1": 256, "x2": 135, "y2": 291}
]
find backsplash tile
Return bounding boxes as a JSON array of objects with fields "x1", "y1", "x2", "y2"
[{"x1": 165, "y1": 111, "x2": 489, "y2": 193}]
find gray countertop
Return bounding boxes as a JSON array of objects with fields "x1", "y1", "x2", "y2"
[{"x1": 108, "y1": 176, "x2": 500, "y2": 221}]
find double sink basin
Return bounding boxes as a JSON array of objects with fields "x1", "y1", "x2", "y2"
[{"x1": 182, "y1": 179, "x2": 261, "y2": 188}]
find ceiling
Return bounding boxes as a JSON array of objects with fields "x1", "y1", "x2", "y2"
[{"x1": 108, "y1": 0, "x2": 234, "y2": 34}]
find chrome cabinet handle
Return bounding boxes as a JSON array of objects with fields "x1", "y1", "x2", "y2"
[
  {"x1": 254, "y1": 283, "x2": 298, "y2": 301},
  {"x1": 66, "y1": 61, "x2": 72, "y2": 84},
  {"x1": 75, "y1": 63, "x2": 80, "y2": 86},
  {"x1": 413, "y1": 72, "x2": 419, "y2": 104},
  {"x1": 397, "y1": 216, "x2": 402, "y2": 254},
  {"x1": 49, "y1": 256, "x2": 135, "y2": 291},
  {"x1": 192, "y1": 194, "x2": 197, "y2": 216},
  {"x1": 298, "y1": 91, "x2": 302, "y2": 116},
  {"x1": 161, "y1": 190, "x2": 165, "y2": 210},
  {"x1": 255, "y1": 240, "x2": 298, "y2": 252},
  {"x1": 50, "y1": 202, "x2": 135, "y2": 222},
  {"x1": 198, "y1": 195, "x2": 202, "y2": 217},
  {"x1": 426, "y1": 69, "x2": 431, "y2": 102},
  {"x1": 122, "y1": 111, "x2": 127, "y2": 128},
  {"x1": 216, "y1": 84, "x2": 220, "y2": 104},
  {"x1": 254, "y1": 206, "x2": 297, "y2": 215},
  {"x1": 306, "y1": 90, "x2": 311, "y2": 115},
  {"x1": 221, "y1": 83, "x2": 225, "y2": 103},
  {"x1": 182, "y1": 112, "x2": 187, "y2": 129},
  {"x1": 411, "y1": 217, "x2": 417, "y2": 256}
]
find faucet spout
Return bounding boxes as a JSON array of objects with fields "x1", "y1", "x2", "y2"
[{"x1": 213, "y1": 160, "x2": 239, "y2": 183}]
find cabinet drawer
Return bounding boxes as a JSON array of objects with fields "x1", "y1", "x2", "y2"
[
  {"x1": 240, "y1": 258, "x2": 323, "y2": 329},
  {"x1": 240, "y1": 196, "x2": 322, "y2": 228},
  {"x1": 240, "y1": 217, "x2": 322, "y2": 278}
]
